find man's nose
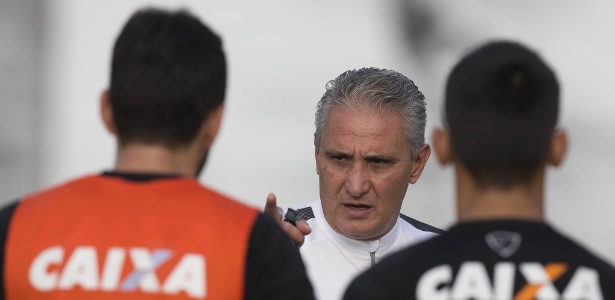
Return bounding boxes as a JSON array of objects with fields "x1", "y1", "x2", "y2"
[{"x1": 345, "y1": 164, "x2": 370, "y2": 198}]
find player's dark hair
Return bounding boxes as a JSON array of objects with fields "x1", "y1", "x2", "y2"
[
  {"x1": 109, "y1": 8, "x2": 226, "y2": 147},
  {"x1": 445, "y1": 41, "x2": 559, "y2": 188}
]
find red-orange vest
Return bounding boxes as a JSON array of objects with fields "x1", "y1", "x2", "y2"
[{"x1": 4, "y1": 175, "x2": 258, "y2": 300}]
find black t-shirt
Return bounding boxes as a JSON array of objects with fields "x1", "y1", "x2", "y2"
[
  {"x1": 344, "y1": 220, "x2": 615, "y2": 299},
  {"x1": 0, "y1": 172, "x2": 314, "y2": 300}
]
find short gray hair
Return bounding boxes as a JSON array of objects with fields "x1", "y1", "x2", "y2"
[{"x1": 314, "y1": 68, "x2": 427, "y2": 157}]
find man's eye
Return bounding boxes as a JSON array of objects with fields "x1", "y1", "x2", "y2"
[
  {"x1": 369, "y1": 159, "x2": 388, "y2": 164},
  {"x1": 368, "y1": 159, "x2": 394, "y2": 169},
  {"x1": 328, "y1": 155, "x2": 350, "y2": 163}
]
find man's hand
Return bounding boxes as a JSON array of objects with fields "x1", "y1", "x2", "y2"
[{"x1": 264, "y1": 193, "x2": 311, "y2": 246}]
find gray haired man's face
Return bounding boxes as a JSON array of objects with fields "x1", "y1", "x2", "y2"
[{"x1": 315, "y1": 106, "x2": 420, "y2": 241}]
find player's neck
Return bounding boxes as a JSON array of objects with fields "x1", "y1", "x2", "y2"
[
  {"x1": 456, "y1": 167, "x2": 545, "y2": 223},
  {"x1": 114, "y1": 143, "x2": 200, "y2": 177}
]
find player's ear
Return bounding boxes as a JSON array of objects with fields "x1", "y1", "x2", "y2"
[
  {"x1": 432, "y1": 127, "x2": 452, "y2": 166},
  {"x1": 199, "y1": 104, "x2": 225, "y2": 150},
  {"x1": 547, "y1": 129, "x2": 568, "y2": 167},
  {"x1": 100, "y1": 89, "x2": 117, "y2": 135}
]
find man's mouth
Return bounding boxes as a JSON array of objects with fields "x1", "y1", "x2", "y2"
[{"x1": 343, "y1": 204, "x2": 371, "y2": 210}]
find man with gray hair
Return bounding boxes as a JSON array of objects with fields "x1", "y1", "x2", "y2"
[{"x1": 265, "y1": 67, "x2": 443, "y2": 300}]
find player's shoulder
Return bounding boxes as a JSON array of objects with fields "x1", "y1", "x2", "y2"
[
  {"x1": 20, "y1": 174, "x2": 101, "y2": 202},
  {"x1": 197, "y1": 184, "x2": 257, "y2": 212},
  {"x1": 388, "y1": 228, "x2": 450, "y2": 262},
  {"x1": 547, "y1": 225, "x2": 615, "y2": 273}
]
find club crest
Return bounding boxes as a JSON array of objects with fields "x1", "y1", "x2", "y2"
[{"x1": 485, "y1": 230, "x2": 522, "y2": 258}]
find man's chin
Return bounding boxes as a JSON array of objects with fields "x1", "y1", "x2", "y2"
[{"x1": 337, "y1": 224, "x2": 382, "y2": 241}]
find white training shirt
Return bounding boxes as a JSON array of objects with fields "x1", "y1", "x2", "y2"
[{"x1": 295, "y1": 199, "x2": 438, "y2": 300}]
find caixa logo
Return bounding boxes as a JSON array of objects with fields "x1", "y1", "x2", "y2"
[
  {"x1": 29, "y1": 246, "x2": 206, "y2": 299},
  {"x1": 416, "y1": 262, "x2": 603, "y2": 300}
]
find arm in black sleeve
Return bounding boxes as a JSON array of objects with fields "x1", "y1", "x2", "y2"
[
  {"x1": 0, "y1": 200, "x2": 20, "y2": 300},
  {"x1": 343, "y1": 271, "x2": 387, "y2": 300},
  {"x1": 244, "y1": 213, "x2": 314, "y2": 300}
]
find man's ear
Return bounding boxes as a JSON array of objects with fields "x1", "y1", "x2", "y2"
[
  {"x1": 199, "y1": 104, "x2": 225, "y2": 150},
  {"x1": 409, "y1": 143, "x2": 431, "y2": 184},
  {"x1": 100, "y1": 90, "x2": 117, "y2": 135},
  {"x1": 314, "y1": 136, "x2": 321, "y2": 175},
  {"x1": 548, "y1": 129, "x2": 568, "y2": 167},
  {"x1": 432, "y1": 127, "x2": 452, "y2": 166}
]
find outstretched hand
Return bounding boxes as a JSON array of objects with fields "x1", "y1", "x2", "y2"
[{"x1": 264, "y1": 193, "x2": 312, "y2": 246}]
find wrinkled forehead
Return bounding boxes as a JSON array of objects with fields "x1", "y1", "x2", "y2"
[
  {"x1": 323, "y1": 106, "x2": 409, "y2": 140},
  {"x1": 319, "y1": 107, "x2": 414, "y2": 160}
]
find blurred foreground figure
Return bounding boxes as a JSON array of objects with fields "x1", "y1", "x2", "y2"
[
  {"x1": 0, "y1": 8, "x2": 313, "y2": 300},
  {"x1": 344, "y1": 41, "x2": 615, "y2": 299},
  {"x1": 266, "y1": 68, "x2": 443, "y2": 300}
]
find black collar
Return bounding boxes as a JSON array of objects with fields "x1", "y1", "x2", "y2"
[{"x1": 101, "y1": 171, "x2": 183, "y2": 182}]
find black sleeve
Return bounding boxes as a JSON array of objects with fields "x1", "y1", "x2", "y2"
[
  {"x1": 343, "y1": 258, "x2": 417, "y2": 300},
  {"x1": 0, "y1": 200, "x2": 20, "y2": 300},
  {"x1": 342, "y1": 269, "x2": 392, "y2": 300},
  {"x1": 244, "y1": 213, "x2": 314, "y2": 300}
]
